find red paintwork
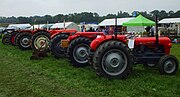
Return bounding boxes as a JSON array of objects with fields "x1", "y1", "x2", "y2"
[
  {"x1": 90, "y1": 35, "x2": 171, "y2": 54},
  {"x1": 11, "y1": 34, "x2": 16, "y2": 44},
  {"x1": 90, "y1": 35, "x2": 127, "y2": 51},
  {"x1": 134, "y1": 37, "x2": 172, "y2": 54},
  {"x1": 50, "y1": 29, "x2": 77, "y2": 38},
  {"x1": 67, "y1": 32, "x2": 104, "y2": 42}
]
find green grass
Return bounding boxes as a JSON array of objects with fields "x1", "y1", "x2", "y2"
[{"x1": 0, "y1": 41, "x2": 180, "y2": 97}]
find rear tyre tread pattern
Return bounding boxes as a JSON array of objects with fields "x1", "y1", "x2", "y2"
[
  {"x1": 67, "y1": 37, "x2": 91, "y2": 67},
  {"x1": 50, "y1": 34, "x2": 69, "y2": 58},
  {"x1": 93, "y1": 40, "x2": 133, "y2": 79},
  {"x1": 17, "y1": 32, "x2": 32, "y2": 50}
]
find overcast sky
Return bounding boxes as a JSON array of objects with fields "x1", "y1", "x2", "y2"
[{"x1": 0, "y1": 0, "x2": 179, "y2": 17}]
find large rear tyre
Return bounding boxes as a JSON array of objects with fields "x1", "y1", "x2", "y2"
[
  {"x1": 14, "y1": 33, "x2": 20, "y2": 46},
  {"x1": 17, "y1": 32, "x2": 32, "y2": 50},
  {"x1": 2, "y1": 34, "x2": 11, "y2": 45},
  {"x1": 93, "y1": 41, "x2": 133, "y2": 79},
  {"x1": 158, "y1": 55, "x2": 179, "y2": 75},
  {"x1": 67, "y1": 37, "x2": 91, "y2": 67},
  {"x1": 50, "y1": 34, "x2": 69, "y2": 58},
  {"x1": 32, "y1": 31, "x2": 51, "y2": 51},
  {"x1": 10, "y1": 32, "x2": 18, "y2": 46}
]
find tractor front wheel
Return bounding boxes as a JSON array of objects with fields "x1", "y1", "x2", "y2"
[
  {"x1": 93, "y1": 41, "x2": 133, "y2": 79},
  {"x1": 2, "y1": 34, "x2": 11, "y2": 45},
  {"x1": 50, "y1": 34, "x2": 69, "y2": 58},
  {"x1": 158, "y1": 55, "x2": 179, "y2": 75},
  {"x1": 67, "y1": 37, "x2": 91, "y2": 67}
]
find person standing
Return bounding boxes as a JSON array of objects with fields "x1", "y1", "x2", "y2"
[
  {"x1": 108, "y1": 26, "x2": 114, "y2": 35},
  {"x1": 150, "y1": 26, "x2": 155, "y2": 36}
]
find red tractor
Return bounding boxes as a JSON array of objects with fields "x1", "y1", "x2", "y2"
[
  {"x1": 60, "y1": 32, "x2": 104, "y2": 67},
  {"x1": 89, "y1": 33, "x2": 179, "y2": 79}
]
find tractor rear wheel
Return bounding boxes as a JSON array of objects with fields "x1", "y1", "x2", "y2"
[
  {"x1": 32, "y1": 31, "x2": 51, "y2": 51},
  {"x1": 158, "y1": 55, "x2": 178, "y2": 75},
  {"x1": 17, "y1": 32, "x2": 32, "y2": 50},
  {"x1": 10, "y1": 32, "x2": 18, "y2": 46},
  {"x1": 50, "y1": 34, "x2": 69, "y2": 58},
  {"x1": 2, "y1": 34, "x2": 11, "y2": 45},
  {"x1": 67, "y1": 37, "x2": 91, "y2": 67},
  {"x1": 14, "y1": 33, "x2": 20, "y2": 46},
  {"x1": 93, "y1": 41, "x2": 133, "y2": 79}
]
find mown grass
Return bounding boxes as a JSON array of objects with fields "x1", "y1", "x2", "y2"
[{"x1": 0, "y1": 40, "x2": 180, "y2": 97}]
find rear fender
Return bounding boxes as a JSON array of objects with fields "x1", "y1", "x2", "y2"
[
  {"x1": 90, "y1": 35, "x2": 127, "y2": 51},
  {"x1": 19, "y1": 30, "x2": 32, "y2": 34},
  {"x1": 33, "y1": 29, "x2": 49, "y2": 35}
]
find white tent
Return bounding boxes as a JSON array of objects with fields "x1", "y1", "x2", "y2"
[
  {"x1": 51, "y1": 22, "x2": 80, "y2": 31},
  {"x1": 159, "y1": 18, "x2": 180, "y2": 24},
  {"x1": 30, "y1": 24, "x2": 46, "y2": 30},
  {"x1": 159, "y1": 18, "x2": 180, "y2": 34},
  {"x1": 98, "y1": 18, "x2": 134, "y2": 26},
  {"x1": 7, "y1": 24, "x2": 31, "y2": 30}
]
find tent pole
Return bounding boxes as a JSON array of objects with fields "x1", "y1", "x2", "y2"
[{"x1": 178, "y1": 23, "x2": 180, "y2": 36}]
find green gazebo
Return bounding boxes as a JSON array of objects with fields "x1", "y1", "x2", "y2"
[{"x1": 123, "y1": 15, "x2": 155, "y2": 26}]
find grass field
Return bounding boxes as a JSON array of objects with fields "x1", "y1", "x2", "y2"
[{"x1": 0, "y1": 40, "x2": 180, "y2": 97}]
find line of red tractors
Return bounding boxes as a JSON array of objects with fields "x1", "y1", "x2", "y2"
[{"x1": 2, "y1": 26, "x2": 179, "y2": 79}]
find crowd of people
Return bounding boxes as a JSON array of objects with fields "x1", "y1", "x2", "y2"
[{"x1": 82, "y1": 25, "x2": 156, "y2": 37}]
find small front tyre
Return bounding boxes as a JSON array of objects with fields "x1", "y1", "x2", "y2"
[
  {"x1": 158, "y1": 55, "x2": 179, "y2": 75},
  {"x1": 2, "y1": 34, "x2": 11, "y2": 45}
]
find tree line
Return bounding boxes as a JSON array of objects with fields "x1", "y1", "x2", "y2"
[{"x1": 0, "y1": 10, "x2": 180, "y2": 25}]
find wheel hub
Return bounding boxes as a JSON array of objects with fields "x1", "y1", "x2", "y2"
[
  {"x1": 77, "y1": 47, "x2": 87, "y2": 57},
  {"x1": 102, "y1": 49, "x2": 127, "y2": 76},
  {"x1": 110, "y1": 58, "x2": 120, "y2": 68},
  {"x1": 164, "y1": 60, "x2": 176, "y2": 73},
  {"x1": 22, "y1": 38, "x2": 30, "y2": 45},
  {"x1": 73, "y1": 44, "x2": 89, "y2": 64},
  {"x1": 106, "y1": 53, "x2": 124, "y2": 68},
  {"x1": 34, "y1": 35, "x2": 49, "y2": 49},
  {"x1": 5, "y1": 38, "x2": 9, "y2": 43}
]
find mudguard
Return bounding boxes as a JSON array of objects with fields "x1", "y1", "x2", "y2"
[
  {"x1": 50, "y1": 29, "x2": 77, "y2": 38},
  {"x1": 67, "y1": 32, "x2": 104, "y2": 42},
  {"x1": 90, "y1": 35, "x2": 127, "y2": 51}
]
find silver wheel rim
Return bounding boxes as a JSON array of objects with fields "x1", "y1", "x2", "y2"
[
  {"x1": 73, "y1": 44, "x2": 89, "y2": 64},
  {"x1": 20, "y1": 37, "x2": 31, "y2": 48},
  {"x1": 101, "y1": 49, "x2": 128, "y2": 76},
  {"x1": 164, "y1": 59, "x2": 176, "y2": 73},
  {"x1": 34, "y1": 35, "x2": 50, "y2": 50}
]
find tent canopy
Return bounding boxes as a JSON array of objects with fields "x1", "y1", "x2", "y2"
[
  {"x1": 159, "y1": 18, "x2": 180, "y2": 24},
  {"x1": 51, "y1": 22, "x2": 73, "y2": 29},
  {"x1": 123, "y1": 15, "x2": 155, "y2": 26},
  {"x1": 7, "y1": 24, "x2": 31, "y2": 30},
  {"x1": 98, "y1": 18, "x2": 134, "y2": 26}
]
